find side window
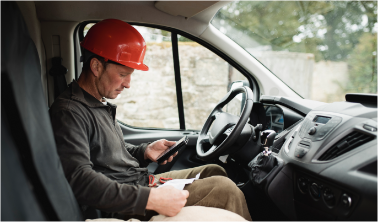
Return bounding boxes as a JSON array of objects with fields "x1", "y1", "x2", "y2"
[
  {"x1": 178, "y1": 35, "x2": 248, "y2": 130},
  {"x1": 107, "y1": 26, "x2": 180, "y2": 129},
  {"x1": 82, "y1": 24, "x2": 248, "y2": 130}
]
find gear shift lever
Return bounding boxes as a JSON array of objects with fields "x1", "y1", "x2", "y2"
[
  {"x1": 253, "y1": 124, "x2": 263, "y2": 141},
  {"x1": 260, "y1": 130, "x2": 277, "y2": 156},
  {"x1": 248, "y1": 129, "x2": 281, "y2": 187}
]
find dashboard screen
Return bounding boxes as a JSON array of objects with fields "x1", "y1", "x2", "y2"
[
  {"x1": 313, "y1": 116, "x2": 331, "y2": 124},
  {"x1": 264, "y1": 105, "x2": 284, "y2": 134}
]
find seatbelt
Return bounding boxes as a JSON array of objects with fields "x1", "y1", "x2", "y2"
[{"x1": 49, "y1": 56, "x2": 68, "y2": 99}]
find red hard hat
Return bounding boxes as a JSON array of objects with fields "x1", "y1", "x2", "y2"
[{"x1": 81, "y1": 19, "x2": 149, "y2": 71}]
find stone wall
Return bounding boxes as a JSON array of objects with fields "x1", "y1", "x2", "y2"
[
  {"x1": 109, "y1": 42, "x2": 246, "y2": 130},
  {"x1": 109, "y1": 43, "x2": 348, "y2": 129}
]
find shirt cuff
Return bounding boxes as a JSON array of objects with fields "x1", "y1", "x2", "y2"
[
  {"x1": 131, "y1": 185, "x2": 151, "y2": 216},
  {"x1": 138, "y1": 143, "x2": 152, "y2": 167}
]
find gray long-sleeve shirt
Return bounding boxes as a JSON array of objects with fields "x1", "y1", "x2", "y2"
[{"x1": 49, "y1": 80, "x2": 151, "y2": 215}]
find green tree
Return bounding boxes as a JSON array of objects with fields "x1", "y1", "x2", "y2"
[
  {"x1": 213, "y1": 1, "x2": 377, "y2": 62},
  {"x1": 344, "y1": 33, "x2": 377, "y2": 93}
]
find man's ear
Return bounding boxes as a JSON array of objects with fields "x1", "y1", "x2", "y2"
[{"x1": 90, "y1": 58, "x2": 103, "y2": 77}]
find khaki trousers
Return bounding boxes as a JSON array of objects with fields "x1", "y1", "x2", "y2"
[
  {"x1": 154, "y1": 164, "x2": 252, "y2": 221},
  {"x1": 85, "y1": 206, "x2": 247, "y2": 222}
]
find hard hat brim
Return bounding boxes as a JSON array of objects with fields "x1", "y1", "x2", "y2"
[{"x1": 121, "y1": 62, "x2": 149, "y2": 71}]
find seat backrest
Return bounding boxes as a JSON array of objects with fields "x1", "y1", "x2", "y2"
[{"x1": 1, "y1": 2, "x2": 83, "y2": 220}]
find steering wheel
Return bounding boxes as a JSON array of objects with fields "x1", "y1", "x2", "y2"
[{"x1": 196, "y1": 86, "x2": 254, "y2": 161}]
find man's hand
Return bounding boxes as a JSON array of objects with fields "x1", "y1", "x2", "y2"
[
  {"x1": 146, "y1": 185, "x2": 189, "y2": 217},
  {"x1": 145, "y1": 139, "x2": 178, "y2": 165}
]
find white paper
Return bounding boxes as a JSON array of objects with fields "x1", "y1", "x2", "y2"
[{"x1": 157, "y1": 173, "x2": 200, "y2": 190}]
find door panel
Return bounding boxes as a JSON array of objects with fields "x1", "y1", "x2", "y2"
[
  {"x1": 119, "y1": 122, "x2": 209, "y2": 174},
  {"x1": 120, "y1": 121, "x2": 198, "y2": 145}
]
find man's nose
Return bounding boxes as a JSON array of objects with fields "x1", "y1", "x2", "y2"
[{"x1": 122, "y1": 75, "x2": 131, "y2": 88}]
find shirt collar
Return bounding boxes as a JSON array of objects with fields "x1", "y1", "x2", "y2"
[{"x1": 70, "y1": 80, "x2": 117, "y2": 109}]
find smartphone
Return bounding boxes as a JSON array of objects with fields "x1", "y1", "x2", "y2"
[{"x1": 156, "y1": 136, "x2": 189, "y2": 164}]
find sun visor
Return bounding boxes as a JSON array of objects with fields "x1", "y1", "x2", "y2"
[{"x1": 154, "y1": 1, "x2": 219, "y2": 19}]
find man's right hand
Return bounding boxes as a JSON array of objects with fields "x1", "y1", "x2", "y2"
[{"x1": 146, "y1": 185, "x2": 189, "y2": 217}]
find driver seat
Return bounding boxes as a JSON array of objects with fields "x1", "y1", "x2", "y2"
[{"x1": 1, "y1": 2, "x2": 83, "y2": 220}]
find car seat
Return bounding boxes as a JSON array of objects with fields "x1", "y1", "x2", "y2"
[{"x1": 1, "y1": 2, "x2": 83, "y2": 220}]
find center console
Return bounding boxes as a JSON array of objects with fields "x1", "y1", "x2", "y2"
[
  {"x1": 294, "y1": 170, "x2": 358, "y2": 220},
  {"x1": 250, "y1": 97, "x2": 377, "y2": 221}
]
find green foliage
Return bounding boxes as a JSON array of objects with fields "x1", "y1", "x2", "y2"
[
  {"x1": 344, "y1": 33, "x2": 377, "y2": 93},
  {"x1": 213, "y1": 1, "x2": 377, "y2": 96},
  {"x1": 178, "y1": 35, "x2": 194, "y2": 42},
  {"x1": 213, "y1": 1, "x2": 377, "y2": 62}
]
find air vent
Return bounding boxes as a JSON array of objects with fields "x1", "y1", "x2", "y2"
[{"x1": 318, "y1": 131, "x2": 375, "y2": 161}]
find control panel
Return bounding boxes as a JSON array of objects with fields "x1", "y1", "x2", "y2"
[
  {"x1": 299, "y1": 113, "x2": 342, "y2": 141},
  {"x1": 294, "y1": 171, "x2": 358, "y2": 220},
  {"x1": 291, "y1": 112, "x2": 343, "y2": 159}
]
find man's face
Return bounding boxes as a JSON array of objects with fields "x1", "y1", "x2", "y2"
[{"x1": 96, "y1": 62, "x2": 135, "y2": 99}]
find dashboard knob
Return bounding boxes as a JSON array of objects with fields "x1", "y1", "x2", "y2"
[
  {"x1": 341, "y1": 193, "x2": 352, "y2": 208},
  {"x1": 323, "y1": 188, "x2": 335, "y2": 206},
  {"x1": 298, "y1": 177, "x2": 309, "y2": 193},
  {"x1": 309, "y1": 183, "x2": 321, "y2": 200},
  {"x1": 308, "y1": 127, "x2": 316, "y2": 135}
]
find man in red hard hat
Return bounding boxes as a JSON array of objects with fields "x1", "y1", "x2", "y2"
[{"x1": 50, "y1": 19, "x2": 251, "y2": 221}]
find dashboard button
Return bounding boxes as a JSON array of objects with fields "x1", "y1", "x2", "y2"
[{"x1": 363, "y1": 124, "x2": 377, "y2": 132}]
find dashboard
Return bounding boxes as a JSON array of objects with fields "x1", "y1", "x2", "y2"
[{"x1": 266, "y1": 98, "x2": 377, "y2": 220}]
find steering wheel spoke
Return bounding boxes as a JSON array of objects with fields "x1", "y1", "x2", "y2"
[
  {"x1": 207, "y1": 145, "x2": 218, "y2": 154},
  {"x1": 201, "y1": 134, "x2": 210, "y2": 144},
  {"x1": 210, "y1": 111, "x2": 221, "y2": 120}
]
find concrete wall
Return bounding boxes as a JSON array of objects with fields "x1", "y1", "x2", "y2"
[
  {"x1": 253, "y1": 51, "x2": 315, "y2": 99},
  {"x1": 253, "y1": 51, "x2": 348, "y2": 103},
  {"x1": 312, "y1": 61, "x2": 349, "y2": 102}
]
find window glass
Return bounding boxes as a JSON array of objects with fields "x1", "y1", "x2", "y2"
[
  {"x1": 83, "y1": 23, "x2": 94, "y2": 37},
  {"x1": 178, "y1": 35, "x2": 248, "y2": 130},
  {"x1": 106, "y1": 26, "x2": 180, "y2": 129},
  {"x1": 212, "y1": 1, "x2": 377, "y2": 103}
]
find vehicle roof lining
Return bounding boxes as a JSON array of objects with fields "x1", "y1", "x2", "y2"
[
  {"x1": 34, "y1": 1, "x2": 230, "y2": 37},
  {"x1": 154, "y1": 1, "x2": 219, "y2": 18}
]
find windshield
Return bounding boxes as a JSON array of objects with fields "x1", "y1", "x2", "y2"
[{"x1": 212, "y1": 1, "x2": 377, "y2": 103}]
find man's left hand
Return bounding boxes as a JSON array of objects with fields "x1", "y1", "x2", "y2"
[{"x1": 145, "y1": 139, "x2": 178, "y2": 165}]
